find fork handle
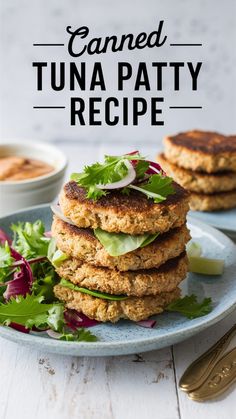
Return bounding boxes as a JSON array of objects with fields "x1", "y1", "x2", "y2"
[{"x1": 179, "y1": 323, "x2": 236, "y2": 392}]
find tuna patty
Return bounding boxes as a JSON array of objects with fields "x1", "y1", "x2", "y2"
[
  {"x1": 190, "y1": 190, "x2": 236, "y2": 211},
  {"x1": 59, "y1": 181, "x2": 189, "y2": 235},
  {"x1": 52, "y1": 216, "x2": 190, "y2": 271},
  {"x1": 164, "y1": 130, "x2": 236, "y2": 173},
  {"x1": 55, "y1": 252, "x2": 188, "y2": 297},
  {"x1": 54, "y1": 285, "x2": 181, "y2": 322},
  {"x1": 158, "y1": 153, "x2": 236, "y2": 194}
]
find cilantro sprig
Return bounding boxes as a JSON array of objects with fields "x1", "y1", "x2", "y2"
[
  {"x1": 129, "y1": 174, "x2": 175, "y2": 203},
  {"x1": 71, "y1": 153, "x2": 175, "y2": 203},
  {"x1": 166, "y1": 295, "x2": 213, "y2": 319},
  {"x1": 71, "y1": 153, "x2": 145, "y2": 200}
]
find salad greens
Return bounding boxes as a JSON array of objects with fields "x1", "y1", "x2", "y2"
[
  {"x1": 0, "y1": 221, "x2": 97, "y2": 342},
  {"x1": 0, "y1": 294, "x2": 63, "y2": 330},
  {"x1": 12, "y1": 220, "x2": 50, "y2": 259},
  {"x1": 0, "y1": 242, "x2": 14, "y2": 282},
  {"x1": 59, "y1": 278, "x2": 128, "y2": 301},
  {"x1": 94, "y1": 228, "x2": 159, "y2": 257}
]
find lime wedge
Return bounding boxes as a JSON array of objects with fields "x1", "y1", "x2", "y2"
[
  {"x1": 189, "y1": 256, "x2": 224, "y2": 275},
  {"x1": 187, "y1": 242, "x2": 202, "y2": 257}
]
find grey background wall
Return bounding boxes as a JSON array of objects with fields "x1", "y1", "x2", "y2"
[{"x1": 0, "y1": 0, "x2": 235, "y2": 146}]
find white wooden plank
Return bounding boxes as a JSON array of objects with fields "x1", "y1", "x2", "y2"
[
  {"x1": 174, "y1": 310, "x2": 236, "y2": 419},
  {"x1": 0, "y1": 339, "x2": 179, "y2": 419}
]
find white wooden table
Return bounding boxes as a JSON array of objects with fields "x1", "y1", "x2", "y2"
[{"x1": 1, "y1": 141, "x2": 235, "y2": 419}]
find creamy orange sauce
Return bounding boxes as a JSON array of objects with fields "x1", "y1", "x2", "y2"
[{"x1": 0, "y1": 156, "x2": 54, "y2": 181}]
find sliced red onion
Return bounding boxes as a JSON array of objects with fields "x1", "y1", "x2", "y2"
[
  {"x1": 44, "y1": 231, "x2": 52, "y2": 238},
  {"x1": 64, "y1": 309, "x2": 99, "y2": 329},
  {"x1": 51, "y1": 204, "x2": 76, "y2": 226},
  {"x1": 126, "y1": 150, "x2": 139, "y2": 156},
  {"x1": 136, "y1": 319, "x2": 157, "y2": 328},
  {"x1": 96, "y1": 160, "x2": 136, "y2": 190},
  {"x1": 0, "y1": 229, "x2": 12, "y2": 245},
  {"x1": 46, "y1": 329, "x2": 62, "y2": 339}
]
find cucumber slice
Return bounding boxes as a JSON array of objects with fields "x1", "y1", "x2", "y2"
[{"x1": 189, "y1": 256, "x2": 224, "y2": 275}]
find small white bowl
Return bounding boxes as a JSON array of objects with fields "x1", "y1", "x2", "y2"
[{"x1": 0, "y1": 141, "x2": 67, "y2": 217}]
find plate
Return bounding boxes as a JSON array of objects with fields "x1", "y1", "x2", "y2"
[
  {"x1": 190, "y1": 208, "x2": 236, "y2": 234},
  {"x1": 0, "y1": 204, "x2": 236, "y2": 357}
]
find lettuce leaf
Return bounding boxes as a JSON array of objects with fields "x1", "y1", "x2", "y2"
[
  {"x1": 94, "y1": 228, "x2": 159, "y2": 256},
  {"x1": 60, "y1": 278, "x2": 128, "y2": 301}
]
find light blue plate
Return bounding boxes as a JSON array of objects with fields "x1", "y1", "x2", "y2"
[
  {"x1": 190, "y1": 208, "x2": 236, "y2": 233},
  {"x1": 0, "y1": 204, "x2": 236, "y2": 357}
]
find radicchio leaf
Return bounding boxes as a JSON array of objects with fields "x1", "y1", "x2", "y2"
[
  {"x1": 4, "y1": 248, "x2": 33, "y2": 300},
  {"x1": 146, "y1": 161, "x2": 165, "y2": 176}
]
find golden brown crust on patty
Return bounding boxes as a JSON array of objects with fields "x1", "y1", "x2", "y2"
[
  {"x1": 56, "y1": 253, "x2": 188, "y2": 297},
  {"x1": 52, "y1": 216, "x2": 190, "y2": 271},
  {"x1": 53, "y1": 285, "x2": 181, "y2": 322},
  {"x1": 190, "y1": 190, "x2": 236, "y2": 211},
  {"x1": 158, "y1": 153, "x2": 236, "y2": 194},
  {"x1": 164, "y1": 131, "x2": 236, "y2": 173},
  {"x1": 59, "y1": 181, "x2": 189, "y2": 234}
]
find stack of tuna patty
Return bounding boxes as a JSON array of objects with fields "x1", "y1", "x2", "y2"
[
  {"x1": 53, "y1": 179, "x2": 190, "y2": 323},
  {"x1": 158, "y1": 130, "x2": 236, "y2": 211}
]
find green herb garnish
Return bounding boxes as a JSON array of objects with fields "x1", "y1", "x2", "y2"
[
  {"x1": 71, "y1": 153, "x2": 175, "y2": 204},
  {"x1": 166, "y1": 295, "x2": 213, "y2": 319},
  {"x1": 129, "y1": 174, "x2": 175, "y2": 203},
  {"x1": 59, "y1": 328, "x2": 98, "y2": 342},
  {"x1": 71, "y1": 153, "x2": 144, "y2": 200}
]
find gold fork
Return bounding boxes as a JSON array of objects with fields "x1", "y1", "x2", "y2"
[{"x1": 179, "y1": 323, "x2": 236, "y2": 398}]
